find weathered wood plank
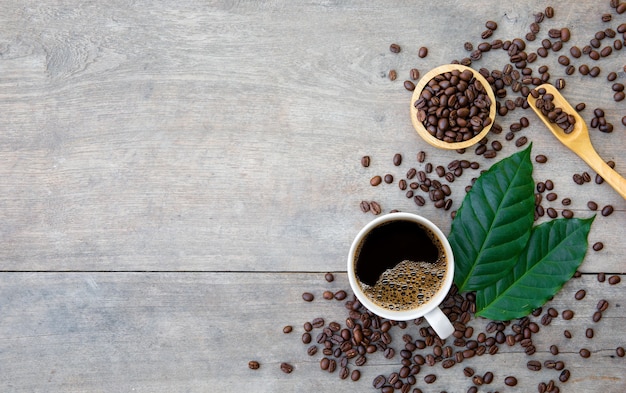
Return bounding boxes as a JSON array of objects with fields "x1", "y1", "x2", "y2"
[
  {"x1": 0, "y1": 1, "x2": 623, "y2": 272},
  {"x1": 0, "y1": 273, "x2": 623, "y2": 392}
]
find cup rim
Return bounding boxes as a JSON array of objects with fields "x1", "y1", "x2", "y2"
[{"x1": 347, "y1": 212, "x2": 455, "y2": 321}]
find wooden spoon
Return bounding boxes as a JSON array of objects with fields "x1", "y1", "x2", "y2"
[{"x1": 527, "y1": 83, "x2": 626, "y2": 200}]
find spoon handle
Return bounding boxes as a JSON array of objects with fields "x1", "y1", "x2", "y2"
[{"x1": 577, "y1": 146, "x2": 626, "y2": 200}]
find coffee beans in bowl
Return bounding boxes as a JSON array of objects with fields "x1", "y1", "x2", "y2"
[{"x1": 410, "y1": 64, "x2": 496, "y2": 150}]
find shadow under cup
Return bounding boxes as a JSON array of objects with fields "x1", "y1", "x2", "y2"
[{"x1": 347, "y1": 213, "x2": 455, "y2": 339}]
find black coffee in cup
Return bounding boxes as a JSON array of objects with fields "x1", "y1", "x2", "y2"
[{"x1": 354, "y1": 219, "x2": 448, "y2": 311}]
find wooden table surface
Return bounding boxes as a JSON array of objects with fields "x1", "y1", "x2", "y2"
[{"x1": 1, "y1": 1, "x2": 624, "y2": 392}]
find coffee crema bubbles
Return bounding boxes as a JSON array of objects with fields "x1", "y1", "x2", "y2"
[{"x1": 354, "y1": 220, "x2": 448, "y2": 312}]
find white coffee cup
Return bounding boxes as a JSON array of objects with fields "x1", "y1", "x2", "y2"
[{"x1": 347, "y1": 212, "x2": 455, "y2": 339}]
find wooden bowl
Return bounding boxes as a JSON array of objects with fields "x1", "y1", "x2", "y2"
[{"x1": 410, "y1": 64, "x2": 497, "y2": 150}]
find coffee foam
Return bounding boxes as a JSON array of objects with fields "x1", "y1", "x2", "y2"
[
  {"x1": 361, "y1": 259, "x2": 447, "y2": 311},
  {"x1": 357, "y1": 224, "x2": 448, "y2": 312}
]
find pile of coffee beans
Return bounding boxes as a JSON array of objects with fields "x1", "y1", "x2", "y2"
[
  {"x1": 414, "y1": 69, "x2": 493, "y2": 143},
  {"x1": 530, "y1": 88, "x2": 577, "y2": 133},
  {"x1": 270, "y1": 267, "x2": 622, "y2": 392}
]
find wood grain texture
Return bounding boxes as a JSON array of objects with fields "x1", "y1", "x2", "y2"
[
  {"x1": 0, "y1": 273, "x2": 624, "y2": 392},
  {"x1": 0, "y1": 0, "x2": 624, "y2": 391}
]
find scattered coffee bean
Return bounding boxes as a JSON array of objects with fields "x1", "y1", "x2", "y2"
[
  {"x1": 562, "y1": 310, "x2": 574, "y2": 320},
  {"x1": 575, "y1": 289, "x2": 586, "y2": 300},
  {"x1": 617, "y1": 347, "x2": 625, "y2": 357},
  {"x1": 418, "y1": 46, "x2": 428, "y2": 58},
  {"x1": 393, "y1": 153, "x2": 402, "y2": 166},
  {"x1": 593, "y1": 242, "x2": 603, "y2": 251},
  {"x1": 389, "y1": 43, "x2": 401, "y2": 53},
  {"x1": 351, "y1": 369, "x2": 360, "y2": 381},
  {"x1": 535, "y1": 154, "x2": 548, "y2": 163},
  {"x1": 302, "y1": 292, "x2": 314, "y2": 302},
  {"x1": 370, "y1": 201, "x2": 381, "y2": 215},
  {"x1": 410, "y1": 68, "x2": 420, "y2": 81},
  {"x1": 550, "y1": 344, "x2": 559, "y2": 355},
  {"x1": 283, "y1": 325, "x2": 293, "y2": 334},
  {"x1": 564, "y1": 330, "x2": 572, "y2": 338},
  {"x1": 404, "y1": 80, "x2": 416, "y2": 91},
  {"x1": 528, "y1": 360, "x2": 542, "y2": 371},
  {"x1": 370, "y1": 175, "x2": 382, "y2": 186},
  {"x1": 579, "y1": 348, "x2": 591, "y2": 358},
  {"x1": 324, "y1": 272, "x2": 334, "y2": 282},
  {"x1": 384, "y1": 174, "x2": 393, "y2": 184},
  {"x1": 608, "y1": 275, "x2": 621, "y2": 285},
  {"x1": 424, "y1": 374, "x2": 437, "y2": 384},
  {"x1": 504, "y1": 376, "x2": 518, "y2": 386},
  {"x1": 601, "y1": 205, "x2": 614, "y2": 216},
  {"x1": 248, "y1": 360, "x2": 260, "y2": 369},
  {"x1": 389, "y1": 69, "x2": 397, "y2": 81},
  {"x1": 586, "y1": 328, "x2": 594, "y2": 338}
]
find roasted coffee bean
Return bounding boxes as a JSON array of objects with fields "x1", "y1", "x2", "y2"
[
  {"x1": 393, "y1": 153, "x2": 403, "y2": 166},
  {"x1": 596, "y1": 299, "x2": 609, "y2": 312},
  {"x1": 617, "y1": 347, "x2": 625, "y2": 357},
  {"x1": 598, "y1": 272, "x2": 606, "y2": 282},
  {"x1": 370, "y1": 201, "x2": 381, "y2": 215},
  {"x1": 410, "y1": 68, "x2": 420, "y2": 81},
  {"x1": 515, "y1": 136, "x2": 528, "y2": 147},
  {"x1": 418, "y1": 46, "x2": 428, "y2": 58},
  {"x1": 593, "y1": 242, "x2": 604, "y2": 251},
  {"x1": 601, "y1": 205, "x2": 614, "y2": 216},
  {"x1": 390, "y1": 43, "x2": 401, "y2": 53},
  {"x1": 373, "y1": 375, "x2": 386, "y2": 389},
  {"x1": 383, "y1": 174, "x2": 393, "y2": 184},
  {"x1": 562, "y1": 209, "x2": 574, "y2": 219},
  {"x1": 404, "y1": 80, "x2": 416, "y2": 91},
  {"x1": 593, "y1": 311, "x2": 602, "y2": 322},
  {"x1": 389, "y1": 69, "x2": 397, "y2": 81},
  {"x1": 587, "y1": 201, "x2": 598, "y2": 211},
  {"x1": 283, "y1": 325, "x2": 293, "y2": 334},
  {"x1": 579, "y1": 348, "x2": 591, "y2": 358},
  {"x1": 424, "y1": 374, "x2": 436, "y2": 384},
  {"x1": 608, "y1": 275, "x2": 621, "y2": 285},
  {"x1": 359, "y1": 200, "x2": 370, "y2": 212},
  {"x1": 505, "y1": 376, "x2": 518, "y2": 386},
  {"x1": 280, "y1": 362, "x2": 294, "y2": 373},
  {"x1": 575, "y1": 289, "x2": 586, "y2": 300},
  {"x1": 248, "y1": 360, "x2": 260, "y2": 369},
  {"x1": 535, "y1": 154, "x2": 548, "y2": 163},
  {"x1": 586, "y1": 328, "x2": 594, "y2": 338},
  {"x1": 528, "y1": 360, "x2": 542, "y2": 371},
  {"x1": 483, "y1": 371, "x2": 494, "y2": 384},
  {"x1": 562, "y1": 310, "x2": 574, "y2": 320},
  {"x1": 360, "y1": 155, "x2": 370, "y2": 167},
  {"x1": 312, "y1": 317, "x2": 324, "y2": 328},
  {"x1": 302, "y1": 292, "x2": 314, "y2": 302},
  {"x1": 350, "y1": 369, "x2": 360, "y2": 381},
  {"x1": 370, "y1": 175, "x2": 382, "y2": 186},
  {"x1": 323, "y1": 290, "x2": 334, "y2": 300}
]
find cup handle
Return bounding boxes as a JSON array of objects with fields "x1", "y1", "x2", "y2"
[{"x1": 424, "y1": 306, "x2": 455, "y2": 339}]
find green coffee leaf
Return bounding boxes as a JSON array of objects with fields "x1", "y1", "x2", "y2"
[
  {"x1": 449, "y1": 145, "x2": 535, "y2": 292},
  {"x1": 475, "y1": 216, "x2": 594, "y2": 321}
]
